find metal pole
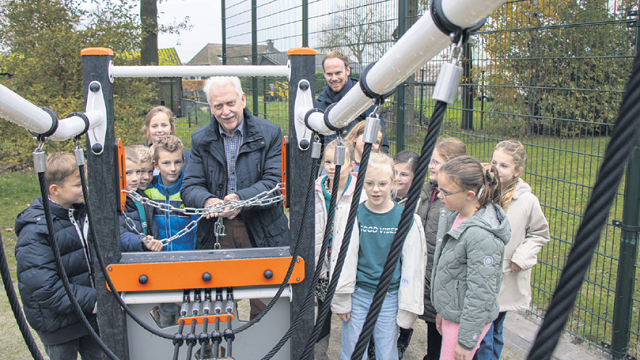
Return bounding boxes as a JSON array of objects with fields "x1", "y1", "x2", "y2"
[
  {"x1": 251, "y1": 0, "x2": 259, "y2": 115},
  {"x1": 610, "y1": 7, "x2": 640, "y2": 358},
  {"x1": 419, "y1": 68, "x2": 425, "y2": 126},
  {"x1": 221, "y1": 0, "x2": 227, "y2": 65},
  {"x1": 395, "y1": 0, "x2": 408, "y2": 152},
  {"x1": 461, "y1": 41, "x2": 473, "y2": 130},
  {"x1": 82, "y1": 48, "x2": 129, "y2": 360},
  {"x1": 287, "y1": 48, "x2": 316, "y2": 360},
  {"x1": 302, "y1": 0, "x2": 308, "y2": 47}
]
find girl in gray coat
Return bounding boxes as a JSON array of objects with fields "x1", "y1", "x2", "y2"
[{"x1": 431, "y1": 156, "x2": 511, "y2": 360}]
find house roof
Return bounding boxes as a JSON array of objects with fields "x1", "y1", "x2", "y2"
[
  {"x1": 187, "y1": 44, "x2": 280, "y2": 66},
  {"x1": 117, "y1": 47, "x2": 182, "y2": 65}
]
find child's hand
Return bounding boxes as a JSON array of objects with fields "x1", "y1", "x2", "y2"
[
  {"x1": 511, "y1": 262, "x2": 522, "y2": 273},
  {"x1": 454, "y1": 344, "x2": 471, "y2": 360},
  {"x1": 338, "y1": 313, "x2": 350, "y2": 322},
  {"x1": 436, "y1": 313, "x2": 442, "y2": 335},
  {"x1": 143, "y1": 236, "x2": 163, "y2": 251}
]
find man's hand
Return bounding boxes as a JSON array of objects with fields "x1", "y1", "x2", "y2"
[
  {"x1": 454, "y1": 344, "x2": 472, "y2": 360},
  {"x1": 204, "y1": 197, "x2": 224, "y2": 219},
  {"x1": 511, "y1": 262, "x2": 522, "y2": 273},
  {"x1": 436, "y1": 313, "x2": 443, "y2": 335},
  {"x1": 143, "y1": 236, "x2": 163, "y2": 252},
  {"x1": 222, "y1": 193, "x2": 241, "y2": 219},
  {"x1": 337, "y1": 313, "x2": 350, "y2": 322}
]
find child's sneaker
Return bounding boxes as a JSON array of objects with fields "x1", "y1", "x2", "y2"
[{"x1": 397, "y1": 327, "x2": 414, "y2": 359}]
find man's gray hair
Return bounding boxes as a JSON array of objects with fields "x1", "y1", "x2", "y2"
[{"x1": 203, "y1": 76, "x2": 244, "y2": 105}]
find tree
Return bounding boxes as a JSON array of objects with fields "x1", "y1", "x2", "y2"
[
  {"x1": 0, "y1": 0, "x2": 154, "y2": 168},
  {"x1": 318, "y1": 3, "x2": 393, "y2": 65},
  {"x1": 482, "y1": 0, "x2": 636, "y2": 136}
]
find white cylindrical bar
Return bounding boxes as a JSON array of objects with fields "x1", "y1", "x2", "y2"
[
  {"x1": 322, "y1": 0, "x2": 507, "y2": 134},
  {"x1": 0, "y1": 83, "x2": 55, "y2": 134},
  {"x1": 110, "y1": 65, "x2": 290, "y2": 78}
]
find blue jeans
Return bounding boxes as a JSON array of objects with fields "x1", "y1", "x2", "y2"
[
  {"x1": 44, "y1": 334, "x2": 102, "y2": 360},
  {"x1": 475, "y1": 311, "x2": 507, "y2": 360},
  {"x1": 340, "y1": 287, "x2": 399, "y2": 360}
]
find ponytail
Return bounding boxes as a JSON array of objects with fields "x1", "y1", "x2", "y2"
[
  {"x1": 478, "y1": 163, "x2": 502, "y2": 208},
  {"x1": 439, "y1": 156, "x2": 501, "y2": 209}
]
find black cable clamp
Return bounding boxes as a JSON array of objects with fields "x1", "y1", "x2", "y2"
[
  {"x1": 65, "y1": 112, "x2": 91, "y2": 139},
  {"x1": 323, "y1": 103, "x2": 342, "y2": 132},
  {"x1": 613, "y1": 219, "x2": 640, "y2": 232},
  {"x1": 29, "y1": 107, "x2": 59, "y2": 142},
  {"x1": 359, "y1": 61, "x2": 396, "y2": 106},
  {"x1": 304, "y1": 108, "x2": 324, "y2": 132},
  {"x1": 430, "y1": 0, "x2": 487, "y2": 45}
]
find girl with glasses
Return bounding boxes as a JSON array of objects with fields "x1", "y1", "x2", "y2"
[{"x1": 431, "y1": 156, "x2": 510, "y2": 360}]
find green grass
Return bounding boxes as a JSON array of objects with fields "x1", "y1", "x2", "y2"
[{"x1": 0, "y1": 170, "x2": 48, "y2": 359}]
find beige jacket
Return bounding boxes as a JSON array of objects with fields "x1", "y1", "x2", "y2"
[
  {"x1": 498, "y1": 180, "x2": 550, "y2": 311},
  {"x1": 331, "y1": 210, "x2": 427, "y2": 329}
]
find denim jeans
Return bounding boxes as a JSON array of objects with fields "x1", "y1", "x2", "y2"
[
  {"x1": 475, "y1": 311, "x2": 507, "y2": 360},
  {"x1": 44, "y1": 334, "x2": 102, "y2": 360},
  {"x1": 340, "y1": 286, "x2": 399, "y2": 360}
]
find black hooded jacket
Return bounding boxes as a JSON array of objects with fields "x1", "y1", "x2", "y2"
[{"x1": 14, "y1": 197, "x2": 97, "y2": 345}]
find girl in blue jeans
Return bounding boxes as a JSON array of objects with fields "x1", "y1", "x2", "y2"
[{"x1": 331, "y1": 152, "x2": 426, "y2": 360}]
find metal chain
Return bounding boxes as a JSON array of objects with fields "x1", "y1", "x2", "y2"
[
  {"x1": 123, "y1": 184, "x2": 284, "y2": 216},
  {"x1": 121, "y1": 184, "x2": 283, "y2": 246}
]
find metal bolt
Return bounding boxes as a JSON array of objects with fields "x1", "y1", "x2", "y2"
[
  {"x1": 108, "y1": 267, "x2": 112, "y2": 271},
  {"x1": 296, "y1": 277, "x2": 300, "y2": 281}
]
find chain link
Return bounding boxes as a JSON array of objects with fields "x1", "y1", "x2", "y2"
[{"x1": 121, "y1": 184, "x2": 284, "y2": 246}]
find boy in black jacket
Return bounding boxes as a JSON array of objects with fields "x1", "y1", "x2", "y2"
[{"x1": 14, "y1": 152, "x2": 101, "y2": 360}]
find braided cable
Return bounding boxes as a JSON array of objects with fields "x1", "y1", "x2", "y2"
[
  {"x1": 172, "y1": 320, "x2": 185, "y2": 360},
  {"x1": 262, "y1": 156, "x2": 331, "y2": 359},
  {"x1": 301, "y1": 142, "x2": 374, "y2": 359},
  {"x1": 527, "y1": 51, "x2": 640, "y2": 360},
  {"x1": 351, "y1": 101, "x2": 448, "y2": 359},
  {"x1": 36, "y1": 170, "x2": 119, "y2": 360},
  {"x1": 0, "y1": 233, "x2": 45, "y2": 360},
  {"x1": 77, "y1": 164, "x2": 175, "y2": 339}
]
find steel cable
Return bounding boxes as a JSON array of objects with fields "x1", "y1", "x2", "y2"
[
  {"x1": 0, "y1": 232, "x2": 45, "y2": 360},
  {"x1": 527, "y1": 49, "x2": 640, "y2": 360},
  {"x1": 262, "y1": 156, "x2": 331, "y2": 359},
  {"x1": 301, "y1": 142, "x2": 374, "y2": 359},
  {"x1": 350, "y1": 101, "x2": 448, "y2": 359}
]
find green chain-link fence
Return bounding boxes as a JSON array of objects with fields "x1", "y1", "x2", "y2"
[{"x1": 213, "y1": 0, "x2": 640, "y2": 357}]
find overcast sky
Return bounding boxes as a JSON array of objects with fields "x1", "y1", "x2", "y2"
[{"x1": 157, "y1": 0, "x2": 222, "y2": 64}]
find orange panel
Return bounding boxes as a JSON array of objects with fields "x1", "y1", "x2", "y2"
[
  {"x1": 179, "y1": 313, "x2": 235, "y2": 325},
  {"x1": 287, "y1": 47, "x2": 317, "y2": 56},
  {"x1": 106, "y1": 257, "x2": 305, "y2": 292},
  {"x1": 115, "y1": 139, "x2": 126, "y2": 212},
  {"x1": 81, "y1": 47, "x2": 114, "y2": 56}
]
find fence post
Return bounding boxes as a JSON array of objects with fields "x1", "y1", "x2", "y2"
[
  {"x1": 611, "y1": 8, "x2": 640, "y2": 358},
  {"x1": 302, "y1": 0, "x2": 308, "y2": 47},
  {"x1": 221, "y1": 0, "x2": 227, "y2": 65},
  {"x1": 395, "y1": 0, "x2": 408, "y2": 152},
  {"x1": 251, "y1": 0, "x2": 259, "y2": 115},
  {"x1": 611, "y1": 136, "x2": 640, "y2": 359},
  {"x1": 461, "y1": 41, "x2": 474, "y2": 130}
]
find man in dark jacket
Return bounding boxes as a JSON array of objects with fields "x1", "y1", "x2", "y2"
[
  {"x1": 315, "y1": 51, "x2": 389, "y2": 153},
  {"x1": 181, "y1": 76, "x2": 290, "y2": 250},
  {"x1": 15, "y1": 152, "x2": 100, "y2": 360}
]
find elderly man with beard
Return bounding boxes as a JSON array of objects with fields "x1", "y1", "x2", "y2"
[{"x1": 315, "y1": 51, "x2": 389, "y2": 153}]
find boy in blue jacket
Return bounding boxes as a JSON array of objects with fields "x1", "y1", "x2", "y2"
[
  {"x1": 145, "y1": 135, "x2": 197, "y2": 251},
  {"x1": 119, "y1": 146, "x2": 163, "y2": 252},
  {"x1": 14, "y1": 152, "x2": 101, "y2": 360}
]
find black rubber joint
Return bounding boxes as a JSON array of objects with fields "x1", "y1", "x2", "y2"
[
  {"x1": 30, "y1": 107, "x2": 59, "y2": 139},
  {"x1": 359, "y1": 61, "x2": 395, "y2": 105},
  {"x1": 430, "y1": 0, "x2": 486, "y2": 44}
]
